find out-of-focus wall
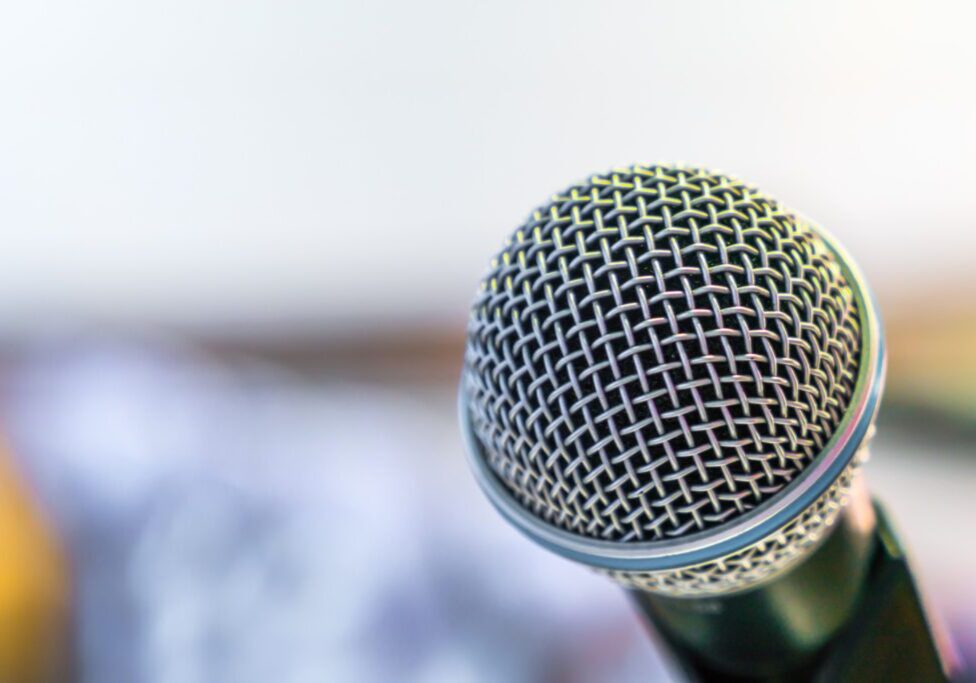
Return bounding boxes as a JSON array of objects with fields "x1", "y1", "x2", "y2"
[{"x1": 0, "y1": 0, "x2": 974, "y2": 338}]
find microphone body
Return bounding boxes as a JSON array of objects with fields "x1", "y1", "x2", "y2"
[
  {"x1": 633, "y1": 499, "x2": 951, "y2": 681},
  {"x1": 458, "y1": 164, "x2": 954, "y2": 680},
  {"x1": 634, "y1": 478, "x2": 876, "y2": 678}
]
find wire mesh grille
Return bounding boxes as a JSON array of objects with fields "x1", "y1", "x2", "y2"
[
  {"x1": 602, "y1": 458, "x2": 861, "y2": 595},
  {"x1": 464, "y1": 164, "x2": 861, "y2": 543}
]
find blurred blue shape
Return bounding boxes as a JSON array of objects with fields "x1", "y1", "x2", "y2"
[{"x1": 0, "y1": 340, "x2": 670, "y2": 683}]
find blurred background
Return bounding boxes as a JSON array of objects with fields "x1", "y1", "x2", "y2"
[{"x1": 0, "y1": 1, "x2": 974, "y2": 681}]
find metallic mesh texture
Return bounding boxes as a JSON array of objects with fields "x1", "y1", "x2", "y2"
[
  {"x1": 602, "y1": 456, "x2": 862, "y2": 596},
  {"x1": 464, "y1": 164, "x2": 862, "y2": 543}
]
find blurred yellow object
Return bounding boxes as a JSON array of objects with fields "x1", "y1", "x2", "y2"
[{"x1": 0, "y1": 443, "x2": 71, "y2": 683}]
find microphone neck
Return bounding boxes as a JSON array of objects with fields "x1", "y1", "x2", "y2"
[
  {"x1": 633, "y1": 478, "x2": 877, "y2": 679},
  {"x1": 630, "y1": 481, "x2": 953, "y2": 681}
]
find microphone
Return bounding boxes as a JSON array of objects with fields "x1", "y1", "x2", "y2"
[{"x1": 458, "y1": 165, "x2": 951, "y2": 680}]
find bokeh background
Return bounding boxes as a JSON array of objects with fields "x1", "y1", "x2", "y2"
[{"x1": 0, "y1": 1, "x2": 974, "y2": 681}]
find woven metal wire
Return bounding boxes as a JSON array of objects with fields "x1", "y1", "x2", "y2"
[
  {"x1": 464, "y1": 164, "x2": 861, "y2": 543},
  {"x1": 602, "y1": 456, "x2": 862, "y2": 596}
]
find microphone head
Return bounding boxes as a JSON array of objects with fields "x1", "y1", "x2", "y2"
[{"x1": 459, "y1": 164, "x2": 884, "y2": 596}]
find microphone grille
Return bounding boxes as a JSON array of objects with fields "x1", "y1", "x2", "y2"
[{"x1": 463, "y1": 164, "x2": 862, "y2": 545}]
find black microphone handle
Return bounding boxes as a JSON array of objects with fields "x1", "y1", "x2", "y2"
[{"x1": 630, "y1": 480, "x2": 953, "y2": 681}]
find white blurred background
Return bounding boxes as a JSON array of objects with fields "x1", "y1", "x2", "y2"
[
  {"x1": 0, "y1": 2, "x2": 973, "y2": 682},
  {"x1": 0, "y1": 1, "x2": 974, "y2": 336}
]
